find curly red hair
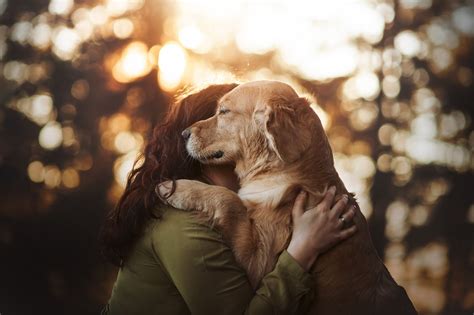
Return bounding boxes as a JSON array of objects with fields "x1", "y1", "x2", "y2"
[{"x1": 101, "y1": 83, "x2": 238, "y2": 266}]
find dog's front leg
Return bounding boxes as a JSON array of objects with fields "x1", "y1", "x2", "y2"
[
  {"x1": 157, "y1": 180, "x2": 272, "y2": 288},
  {"x1": 230, "y1": 220, "x2": 280, "y2": 289},
  {"x1": 156, "y1": 179, "x2": 245, "y2": 223}
]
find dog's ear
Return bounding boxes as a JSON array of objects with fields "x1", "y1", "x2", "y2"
[{"x1": 260, "y1": 97, "x2": 313, "y2": 163}]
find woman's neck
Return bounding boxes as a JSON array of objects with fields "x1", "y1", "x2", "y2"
[{"x1": 200, "y1": 164, "x2": 240, "y2": 192}]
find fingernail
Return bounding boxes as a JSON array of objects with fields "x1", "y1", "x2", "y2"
[
  {"x1": 343, "y1": 195, "x2": 348, "y2": 201},
  {"x1": 330, "y1": 186, "x2": 336, "y2": 192}
]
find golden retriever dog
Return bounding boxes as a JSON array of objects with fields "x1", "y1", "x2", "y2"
[{"x1": 158, "y1": 81, "x2": 417, "y2": 315}]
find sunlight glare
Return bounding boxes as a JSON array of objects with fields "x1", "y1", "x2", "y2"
[
  {"x1": 112, "y1": 41, "x2": 152, "y2": 83},
  {"x1": 52, "y1": 26, "x2": 81, "y2": 60},
  {"x1": 49, "y1": 0, "x2": 74, "y2": 16},
  {"x1": 158, "y1": 42, "x2": 187, "y2": 91}
]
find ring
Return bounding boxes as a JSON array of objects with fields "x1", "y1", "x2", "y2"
[{"x1": 339, "y1": 216, "x2": 345, "y2": 224}]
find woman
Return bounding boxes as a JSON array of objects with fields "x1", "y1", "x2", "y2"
[{"x1": 101, "y1": 84, "x2": 357, "y2": 314}]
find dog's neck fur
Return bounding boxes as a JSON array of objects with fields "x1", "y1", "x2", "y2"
[{"x1": 233, "y1": 129, "x2": 295, "y2": 209}]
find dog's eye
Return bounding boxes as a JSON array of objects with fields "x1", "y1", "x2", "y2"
[{"x1": 219, "y1": 108, "x2": 230, "y2": 115}]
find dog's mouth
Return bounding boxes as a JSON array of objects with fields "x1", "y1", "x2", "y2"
[
  {"x1": 208, "y1": 150, "x2": 224, "y2": 159},
  {"x1": 188, "y1": 148, "x2": 224, "y2": 161}
]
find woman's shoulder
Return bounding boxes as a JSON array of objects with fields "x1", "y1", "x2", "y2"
[
  {"x1": 151, "y1": 205, "x2": 204, "y2": 229},
  {"x1": 146, "y1": 205, "x2": 232, "y2": 272},
  {"x1": 148, "y1": 205, "x2": 223, "y2": 248}
]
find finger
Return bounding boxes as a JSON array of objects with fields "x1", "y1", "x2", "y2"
[
  {"x1": 338, "y1": 225, "x2": 357, "y2": 241},
  {"x1": 330, "y1": 195, "x2": 349, "y2": 219},
  {"x1": 292, "y1": 191, "x2": 307, "y2": 219},
  {"x1": 342, "y1": 206, "x2": 356, "y2": 223},
  {"x1": 319, "y1": 186, "x2": 336, "y2": 211},
  {"x1": 336, "y1": 216, "x2": 344, "y2": 229}
]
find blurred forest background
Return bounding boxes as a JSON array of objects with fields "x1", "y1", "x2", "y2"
[{"x1": 0, "y1": 0, "x2": 473, "y2": 314}]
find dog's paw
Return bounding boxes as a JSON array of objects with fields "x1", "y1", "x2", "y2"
[
  {"x1": 156, "y1": 179, "x2": 246, "y2": 220},
  {"x1": 156, "y1": 180, "x2": 188, "y2": 210},
  {"x1": 156, "y1": 179, "x2": 205, "y2": 211},
  {"x1": 156, "y1": 181, "x2": 173, "y2": 202}
]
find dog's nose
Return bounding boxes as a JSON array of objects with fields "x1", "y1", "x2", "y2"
[{"x1": 182, "y1": 128, "x2": 191, "y2": 140}]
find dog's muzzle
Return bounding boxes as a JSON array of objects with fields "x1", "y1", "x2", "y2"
[{"x1": 182, "y1": 128, "x2": 191, "y2": 141}]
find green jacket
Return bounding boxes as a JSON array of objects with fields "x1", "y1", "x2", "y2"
[{"x1": 103, "y1": 206, "x2": 314, "y2": 314}]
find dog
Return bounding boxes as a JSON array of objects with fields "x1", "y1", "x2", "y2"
[{"x1": 158, "y1": 80, "x2": 417, "y2": 315}]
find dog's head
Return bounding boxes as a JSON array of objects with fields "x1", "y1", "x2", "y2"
[{"x1": 183, "y1": 80, "x2": 324, "y2": 166}]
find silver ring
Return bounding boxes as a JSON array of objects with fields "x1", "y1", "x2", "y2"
[{"x1": 339, "y1": 216, "x2": 345, "y2": 224}]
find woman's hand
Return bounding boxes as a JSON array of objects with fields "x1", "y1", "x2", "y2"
[{"x1": 287, "y1": 186, "x2": 357, "y2": 271}]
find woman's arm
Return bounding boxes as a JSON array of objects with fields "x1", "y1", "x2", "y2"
[
  {"x1": 151, "y1": 187, "x2": 356, "y2": 315},
  {"x1": 151, "y1": 208, "x2": 312, "y2": 315}
]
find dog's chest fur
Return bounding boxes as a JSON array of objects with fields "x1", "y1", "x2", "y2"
[
  {"x1": 238, "y1": 174, "x2": 292, "y2": 209},
  {"x1": 238, "y1": 174, "x2": 294, "y2": 255}
]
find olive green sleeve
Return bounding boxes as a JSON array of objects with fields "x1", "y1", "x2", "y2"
[{"x1": 151, "y1": 209, "x2": 314, "y2": 315}]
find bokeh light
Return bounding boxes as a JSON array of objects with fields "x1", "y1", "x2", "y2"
[
  {"x1": 112, "y1": 41, "x2": 152, "y2": 83},
  {"x1": 158, "y1": 42, "x2": 187, "y2": 91},
  {"x1": 39, "y1": 122, "x2": 63, "y2": 150}
]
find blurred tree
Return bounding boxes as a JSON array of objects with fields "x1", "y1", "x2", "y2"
[{"x1": 0, "y1": 0, "x2": 167, "y2": 314}]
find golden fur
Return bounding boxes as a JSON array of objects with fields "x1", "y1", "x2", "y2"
[{"x1": 158, "y1": 81, "x2": 417, "y2": 315}]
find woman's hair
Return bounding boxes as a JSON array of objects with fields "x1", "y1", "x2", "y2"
[{"x1": 101, "y1": 83, "x2": 238, "y2": 266}]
